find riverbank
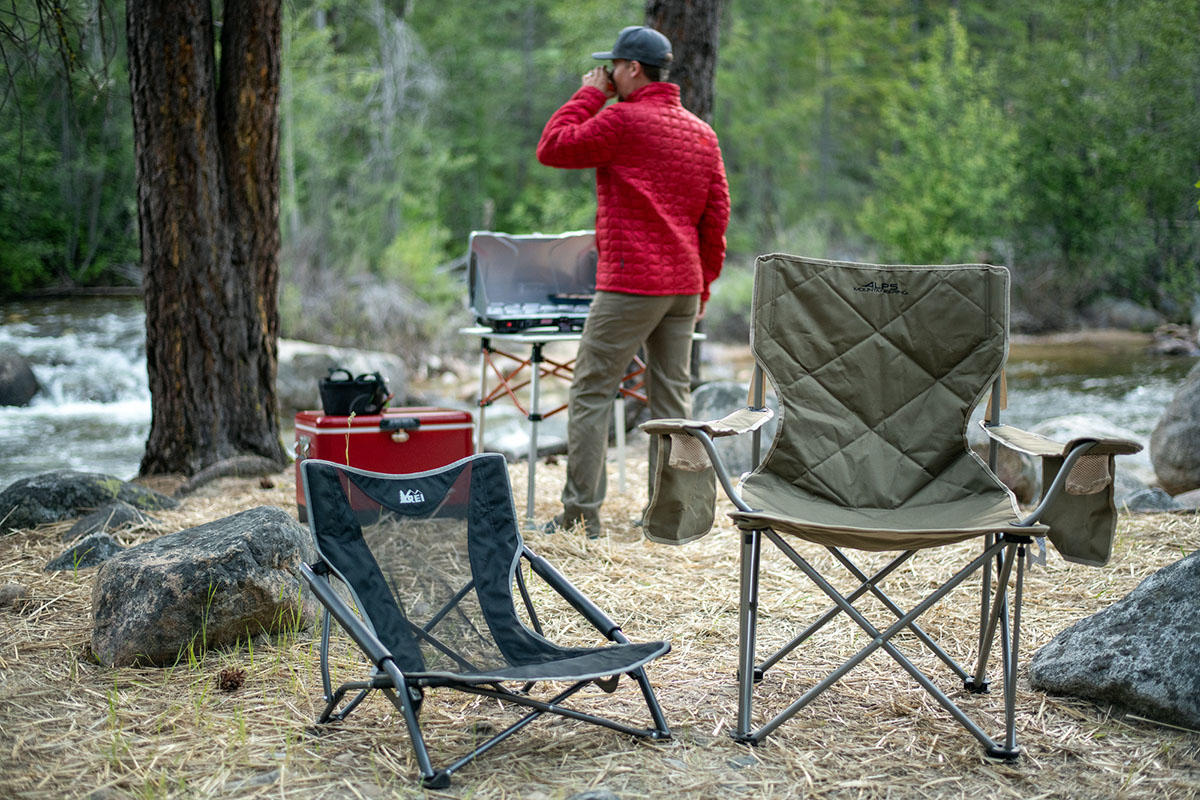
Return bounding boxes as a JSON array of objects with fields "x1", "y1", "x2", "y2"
[
  {"x1": 1, "y1": 460, "x2": 1198, "y2": 799},
  {"x1": 1, "y1": 291, "x2": 1195, "y2": 490}
]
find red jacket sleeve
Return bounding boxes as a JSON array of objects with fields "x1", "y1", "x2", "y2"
[
  {"x1": 698, "y1": 146, "x2": 731, "y2": 303},
  {"x1": 536, "y1": 87, "x2": 621, "y2": 169}
]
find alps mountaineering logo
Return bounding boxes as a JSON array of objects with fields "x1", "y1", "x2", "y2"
[
  {"x1": 854, "y1": 280, "x2": 908, "y2": 295},
  {"x1": 397, "y1": 488, "x2": 426, "y2": 504}
]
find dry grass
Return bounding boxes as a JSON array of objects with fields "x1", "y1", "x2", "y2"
[{"x1": 1, "y1": 456, "x2": 1198, "y2": 800}]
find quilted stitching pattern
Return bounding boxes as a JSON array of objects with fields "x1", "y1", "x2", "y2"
[
  {"x1": 742, "y1": 255, "x2": 1017, "y2": 520},
  {"x1": 537, "y1": 83, "x2": 730, "y2": 301}
]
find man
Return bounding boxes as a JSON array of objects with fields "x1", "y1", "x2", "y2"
[{"x1": 536, "y1": 25, "x2": 730, "y2": 538}]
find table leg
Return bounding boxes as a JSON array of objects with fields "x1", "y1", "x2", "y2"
[
  {"x1": 524, "y1": 342, "x2": 543, "y2": 531},
  {"x1": 614, "y1": 395, "x2": 626, "y2": 494},
  {"x1": 476, "y1": 339, "x2": 490, "y2": 453}
]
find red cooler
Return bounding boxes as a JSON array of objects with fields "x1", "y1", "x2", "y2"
[{"x1": 294, "y1": 406, "x2": 474, "y2": 520}]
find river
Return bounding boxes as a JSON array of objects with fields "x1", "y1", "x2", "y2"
[{"x1": 1, "y1": 298, "x2": 1195, "y2": 490}]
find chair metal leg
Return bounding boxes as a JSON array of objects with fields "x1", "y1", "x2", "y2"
[
  {"x1": 970, "y1": 541, "x2": 1019, "y2": 691},
  {"x1": 997, "y1": 543, "x2": 1025, "y2": 758},
  {"x1": 968, "y1": 533, "x2": 995, "y2": 692},
  {"x1": 750, "y1": 532, "x2": 1017, "y2": 753},
  {"x1": 734, "y1": 529, "x2": 762, "y2": 742},
  {"x1": 379, "y1": 660, "x2": 443, "y2": 787},
  {"x1": 630, "y1": 666, "x2": 672, "y2": 738}
]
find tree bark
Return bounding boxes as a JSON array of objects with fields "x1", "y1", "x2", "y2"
[
  {"x1": 644, "y1": 0, "x2": 726, "y2": 385},
  {"x1": 128, "y1": 0, "x2": 287, "y2": 476},
  {"x1": 644, "y1": 0, "x2": 727, "y2": 123}
]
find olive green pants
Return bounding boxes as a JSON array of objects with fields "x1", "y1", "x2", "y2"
[{"x1": 560, "y1": 290, "x2": 699, "y2": 532}]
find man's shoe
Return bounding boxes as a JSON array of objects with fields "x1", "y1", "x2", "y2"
[{"x1": 542, "y1": 514, "x2": 603, "y2": 539}]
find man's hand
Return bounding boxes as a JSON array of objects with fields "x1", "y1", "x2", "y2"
[
  {"x1": 697, "y1": 299, "x2": 707, "y2": 321},
  {"x1": 582, "y1": 66, "x2": 616, "y2": 100}
]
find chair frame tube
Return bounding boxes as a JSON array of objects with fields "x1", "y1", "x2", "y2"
[
  {"x1": 739, "y1": 531, "x2": 1025, "y2": 755},
  {"x1": 301, "y1": 551, "x2": 671, "y2": 789}
]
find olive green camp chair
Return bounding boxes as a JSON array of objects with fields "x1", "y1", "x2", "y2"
[{"x1": 641, "y1": 253, "x2": 1140, "y2": 758}]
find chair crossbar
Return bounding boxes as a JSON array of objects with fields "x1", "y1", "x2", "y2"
[
  {"x1": 741, "y1": 530, "x2": 1023, "y2": 754},
  {"x1": 759, "y1": 541, "x2": 972, "y2": 683},
  {"x1": 420, "y1": 579, "x2": 477, "y2": 633},
  {"x1": 757, "y1": 549, "x2": 917, "y2": 675},
  {"x1": 826, "y1": 546, "x2": 970, "y2": 680}
]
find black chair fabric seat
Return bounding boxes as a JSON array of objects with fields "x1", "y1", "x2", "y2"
[{"x1": 411, "y1": 640, "x2": 670, "y2": 687}]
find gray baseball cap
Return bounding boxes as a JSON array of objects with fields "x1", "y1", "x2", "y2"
[{"x1": 592, "y1": 26, "x2": 672, "y2": 67}]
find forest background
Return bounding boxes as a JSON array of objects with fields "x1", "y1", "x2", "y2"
[{"x1": 3, "y1": 0, "x2": 1199, "y2": 354}]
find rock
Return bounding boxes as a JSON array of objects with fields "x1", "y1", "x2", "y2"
[
  {"x1": 1112, "y1": 469, "x2": 1151, "y2": 510},
  {"x1": 1032, "y1": 414, "x2": 1154, "y2": 493},
  {"x1": 221, "y1": 769, "x2": 281, "y2": 794},
  {"x1": 689, "y1": 381, "x2": 780, "y2": 479},
  {"x1": 1120, "y1": 488, "x2": 1187, "y2": 514},
  {"x1": 1172, "y1": 488, "x2": 1200, "y2": 511},
  {"x1": 63, "y1": 501, "x2": 155, "y2": 542},
  {"x1": 967, "y1": 425, "x2": 1039, "y2": 504},
  {"x1": 480, "y1": 404, "x2": 567, "y2": 462},
  {"x1": 45, "y1": 532, "x2": 125, "y2": 571},
  {"x1": 1032, "y1": 413, "x2": 1143, "y2": 446},
  {"x1": 277, "y1": 340, "x2": 409, "y2": 413},
  {"x1": 1149, "y1": 324, "x2": 1200, "y2": 357},
  {"x1": 1150, "y1": 361, "x2": 1200, "y2": 495},
  {"x1": 566, "y1": 791, "x2": 621, "y2": 800},
  {"x1": 1081, "y1": 297, "x2": 1164, "y2": 332},
  {"x1": 0, "y1": 351, "x2": 40, "y2": 406},
  {"x1": 0, "y1": 471, "x2": 178, "y2": 532},
  {"x1": 1029, "y1": 549, "x2": 1200, "y2": 730},
  {"x1": 0, "y1": 582, "x2": 29, "y2": 607},
  {"x1": 91, "y1": 506, "x2": 319, "y2": 667}
]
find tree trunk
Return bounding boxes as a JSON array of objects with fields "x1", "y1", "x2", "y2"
[
  {"x1": 644, "y1": 0, "x2": 727, "y2": 123},
  {"x1": 128, "y1": 0, "x2": 288, "y2": 476},
  {"x1": 644, "y1": 0, "x2": 726, "y2": 386}
]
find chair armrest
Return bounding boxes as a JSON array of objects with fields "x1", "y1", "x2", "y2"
[
  {"x1": 522, "y1": 547, "x2": 626, "y2": 643},
  {"x1": 301, "y1": 562, "x2": 395, "y2": 668},
  {"x1": 979, "y1": 422, "x2": 1142, "y2": 457},
  {"x1": 640, "y1": 407, "x2": 773, "y2": 439}
]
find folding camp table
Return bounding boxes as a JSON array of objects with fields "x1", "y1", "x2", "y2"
[{"x1": 460, "y1": 325, "x2": 643, "y2": 530}]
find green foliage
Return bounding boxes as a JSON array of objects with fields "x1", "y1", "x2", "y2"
[
  {"x1": 6, "y1": 0, "x2": 1199, "y2": 327},
  {"x1": 858, "y1": 12, "x2": 1022, "y2": 264},
  {"x1": 0, "y1": 0, "x2": 138, "y2": 298}
]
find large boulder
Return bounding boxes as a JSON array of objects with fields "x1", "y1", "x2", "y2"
[
  {"x1": 1033, "y1": 414, "x2": 1154, "y2": 488},
  {"x1": 0, "y1": 471, "x2": 177, "y2": 532},
  {"x1": 1150, "y1": 361, "x2": 1200, "y2": 495},
  {"x1": 276, "y1": 340, "x2": 409, "y2": 413},
  {"x1": 91, "y1": 506, "x2": 319, "y2": 667},
  {"x1": 0, "y1": 351, "x2": 40, "y2": 406},
  {"x1": 1028, "y1": 549, "x2": 1200, "y2": 730},
  {"x1": 690, "y1": 381, "x2": 780, "y2": 479}
]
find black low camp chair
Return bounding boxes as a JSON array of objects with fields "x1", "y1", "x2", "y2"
[
  {"x1": 298, "y1": 454, "x2": 670, "y2": 787},
  {"x1": 641, "y1": 254, "x2": 1140, "y2": 759}
]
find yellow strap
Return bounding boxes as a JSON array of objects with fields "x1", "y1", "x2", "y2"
[{"x1": 984, "y1": 371, "x2": 1008, "y2": 420}]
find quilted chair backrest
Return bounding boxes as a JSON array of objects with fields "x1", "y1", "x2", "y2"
[{"x1": 748, "y1": 254, "x2": 1009, "y2": 510}]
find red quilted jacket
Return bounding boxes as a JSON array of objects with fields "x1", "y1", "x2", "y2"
[{"x1": 537, "y1": 82, "x2": 730, "y2": 302}]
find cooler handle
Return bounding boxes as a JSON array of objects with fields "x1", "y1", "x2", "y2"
[{"x1": 379, "y1": 417, "x2": 421, "y2": 431}]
